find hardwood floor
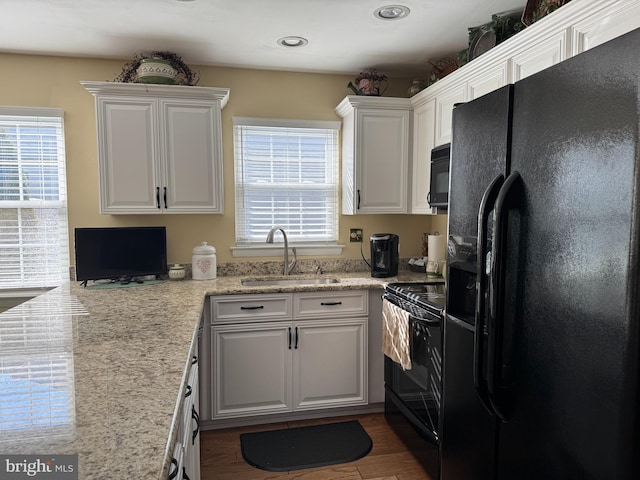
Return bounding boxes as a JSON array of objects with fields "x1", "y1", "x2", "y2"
[{"x1": 200, "y1": 413, "x2": 437, "y2": 480}]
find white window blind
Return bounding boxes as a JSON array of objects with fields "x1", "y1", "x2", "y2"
[
  {"x1": 0, "y1": 107, "x2": 69, "y2": 290},
  {"x1": 233, "y1": 117, "x2": 340, "y2": 244}
]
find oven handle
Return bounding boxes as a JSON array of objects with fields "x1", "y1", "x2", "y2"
[
  {"x1": 474, "y1": 173, "x2": 504, "y2": 416},
  {"x1": 382, "y1": 293, "x2": 442, "y2": 324}
]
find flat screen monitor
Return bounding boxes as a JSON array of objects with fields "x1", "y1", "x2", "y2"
[{"x1": 74, "y1": 227, "x2": 168, "y2": 283}]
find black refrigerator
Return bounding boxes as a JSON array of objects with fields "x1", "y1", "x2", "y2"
[{"x1": 442, "y1": 27, "x2": 640, "y2": 480}]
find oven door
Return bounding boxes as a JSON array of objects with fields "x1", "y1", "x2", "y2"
[{"x1": 384, "y1": 316, "x2": 441, "y2": 444}]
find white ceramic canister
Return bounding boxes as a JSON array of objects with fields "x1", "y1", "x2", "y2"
[
  {"x1": 168, "y1": 264, "x2": 186, "y2": 281},
  {"x1": 192, "y1": 242, "x2": 216, "y2": 280}
]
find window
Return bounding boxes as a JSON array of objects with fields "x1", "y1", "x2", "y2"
[
  {"x1": 233, "y1": 117, "x2": 340, "y2": 254},
  {"x1": 0, "y1": 107, "x2": 69, "y2": 290}
]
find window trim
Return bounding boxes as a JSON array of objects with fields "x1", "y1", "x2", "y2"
[{"x1": 232, "y1": 116, "x2": 343, "y2": 257}]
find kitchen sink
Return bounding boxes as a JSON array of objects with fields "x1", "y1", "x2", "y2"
[{"x1": 241, "y1": 276, "x2": 340, "y2": 287}]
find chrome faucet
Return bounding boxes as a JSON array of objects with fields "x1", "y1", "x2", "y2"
[{"x1": 266, "y1": 226, "x2": 297, "y2": 276}]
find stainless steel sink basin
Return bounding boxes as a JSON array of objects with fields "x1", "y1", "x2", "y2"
[{"x1": 241, "y1": 276, "x2": 340, "y2": 287}]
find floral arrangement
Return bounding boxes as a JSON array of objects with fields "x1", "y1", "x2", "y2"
[
  {"x1": 348, "y1": 68, "x2": 389, "y2": 96},
  {"x1": 114, "y1": 51, "x2": 200, "y2": 86}
]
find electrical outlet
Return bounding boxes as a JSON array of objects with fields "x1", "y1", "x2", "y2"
[{"x1": 350, "y1": 228, "x2": 363, "y2": 242}]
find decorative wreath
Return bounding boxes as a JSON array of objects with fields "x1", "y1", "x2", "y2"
[{"x1": 114, "y1": 51, "x2": 200, "y2": 86}]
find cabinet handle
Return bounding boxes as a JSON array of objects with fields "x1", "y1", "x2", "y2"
[
  {"x1": 163, "y1": 186, "x2": 168, "y2": 209},
  {"x1": 288, "y1": 327, "x2": 292, "y2": 349},
  {"x1": 320, "y1": 301, "x2": 342, "y2": 306},
  {"x1": 240, "y1": 305, "x2": 264, "y2": 310},
  {"x1": 184, "y1": 384, "x2": 192, "y2": 398},
  {"x1": 191, "y1": 404, "x2": 200, "y2": 445},
  {"x1": 156, "y1": 187, "x2": 161, "y2": 209},
  {"x1": 357, "y1": 189, "x2": 361, "y2": 210},
  {"x1": 168, "y1": 459, "x2": 179, "y2": 480},
  {"x1": 294, "y1": 326, "x2": 299, "y2": 349}
]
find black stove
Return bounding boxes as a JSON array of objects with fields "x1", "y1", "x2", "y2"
[
  {"x1": 383, "y1": 280, "x2": 445, "y2": 478},
  {"x1": 384, "y1": 282, "x2": 445, "y2": 320}
]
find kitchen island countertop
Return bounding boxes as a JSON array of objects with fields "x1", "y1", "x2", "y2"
[{"x1": 0, "y1": 271, "x2": 434, "y2": 479}]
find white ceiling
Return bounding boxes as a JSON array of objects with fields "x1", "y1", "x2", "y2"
[{"x1": 1, "y1": 0, "x2": 526, "y2": 77}]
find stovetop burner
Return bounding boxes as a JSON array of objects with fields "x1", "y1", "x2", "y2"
[{"x1": 384, "y1": 281, "x2": 446, "y2": 318}]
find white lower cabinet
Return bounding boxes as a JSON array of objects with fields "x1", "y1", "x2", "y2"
[
  {"x1": 183, "y1": 357, "x2": 200, "y2": 480},
  {"x1": 170, "y1": 353, "x2": 200, "y2": 480},
  {"x1": 213, "y1": 323, "x2": 292, "y2": 417},
  {"x1": 211, "y1": 291, "x2": 368, "y2": 420},
  {"x1": 293, "y1": 320, "x2": 366, "y2": 410}
]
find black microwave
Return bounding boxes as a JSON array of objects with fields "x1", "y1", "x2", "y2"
[{"x1": 428, "y1": 143, "x2": 450, "y2": 208}]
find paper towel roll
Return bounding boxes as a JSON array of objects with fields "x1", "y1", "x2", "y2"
[{"x1": 428, "y1": 234, "x2": 446, "y2": 262}]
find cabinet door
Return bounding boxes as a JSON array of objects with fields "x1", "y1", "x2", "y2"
[
  {"x1": 468, "y1": 62, "x2": 509, "y2": 100},
  {"x1": 411, "y1": 99, "x2": 436, "y2": 214},
  {"x1": 293, "y1": 319, "x2": 367, "y2": 410},
  {"x1": 435, "y1": 83, "x2": 467, "y2": 146},
  {"x1": 161, "y1": 100, "x2": 224, "y2": 213},
  {"x1": 95, "y1": 97, "x2": 161, "y2": 214},
  {"x1": 212, "y1": 323, "x2": 292, "y2": 418},
  {"x1": 510, "y1": 29, "x2": 569, "y2": 82},
  {"x1": 355, "y1": 109, "x2": 410, "y2": 214},
  {"x1": 571, "y1": 0, "x2": 640, "y2": 55}
]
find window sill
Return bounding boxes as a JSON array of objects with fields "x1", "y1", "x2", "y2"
[
  {"x1": 231, "y1": 243, "x2": 345, "y2": 258},
  {"x1": 0, "y1": 287, "x2": 53, "y2": 298}
]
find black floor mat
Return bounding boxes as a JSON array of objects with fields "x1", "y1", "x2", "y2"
[{"x1": 240, "y1": 420, "x2": 373, "y2": 472}]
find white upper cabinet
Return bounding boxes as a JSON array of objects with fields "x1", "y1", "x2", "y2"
[
  {"x1": 509, "y1": 29, "x2": 569, "y2": 82},
  {"x1": 410, "y1": 97, "x2": 436, "y2": 214},
  {"x1": 408, "y1": 0, "x2": 639, "y2": 215},
  {"x1": 468, "y1": 62, "x2": 509, "y2": 100},
  {"x1": 82, "y1": 82, "x2": 229, "y2": 215},
  {"x1": 433, "y1": 82, "x2": 468, "y2": 147},
  {"x1": 410, "y1": 0, "x2": 640, "y2": 106},
  {"x1": 336, "y1": 96, "x2": 412, "y2": 215},
  {"x1": 571, "y1": 0, "x2": 640, "y2": 54}
]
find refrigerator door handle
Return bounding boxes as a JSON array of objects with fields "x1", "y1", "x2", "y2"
[
  {"x1": 488, "y1": 170, "x2": 521, "y2": 421},
  {"x1": 474, "y1": 173, "x2": 504, "y2": 415}
]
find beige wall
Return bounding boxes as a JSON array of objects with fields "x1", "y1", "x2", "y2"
[{"x1": 0, "y1": 52, "x2": 447, "y2": 266}]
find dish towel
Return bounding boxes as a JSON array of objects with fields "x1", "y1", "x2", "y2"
[{"x1": 382, "y1": 299, "x2": 412, "y2": 370}]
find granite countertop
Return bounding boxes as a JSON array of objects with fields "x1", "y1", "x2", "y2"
[{"x1": 0, "y1": 270, "x2": 434, "y2": 479}]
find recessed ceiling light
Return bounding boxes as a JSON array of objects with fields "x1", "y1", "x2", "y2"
[
  {"x1": 277, "y1": 36, "x2": 309, "y2": 47},
  {"x1": 375, "y1": 5, "x2": 410, "y2": 20}
]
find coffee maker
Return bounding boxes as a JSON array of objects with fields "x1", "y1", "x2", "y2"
[{"x1": 370, "y1": 233, "x2": 399, "y2": 278}]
